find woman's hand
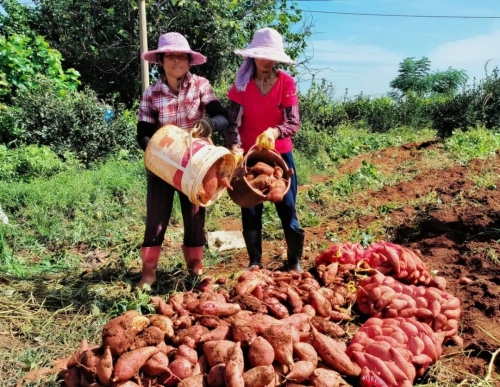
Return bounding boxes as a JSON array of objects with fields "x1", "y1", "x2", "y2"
[{"x1": 256, "y1": 128, "x2": 279, "y2": 150}]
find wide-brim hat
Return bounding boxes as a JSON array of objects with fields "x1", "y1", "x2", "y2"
[
  {"x1": 141, "y1": 32, "x2": 206, "y2": 66},
  {"x1": 234, "y1": 27, "x2": 296, "y2": 65}
]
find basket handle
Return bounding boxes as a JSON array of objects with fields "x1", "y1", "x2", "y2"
[{"x1": 243, "y1": 144, "x2": 284, "y2": 172}]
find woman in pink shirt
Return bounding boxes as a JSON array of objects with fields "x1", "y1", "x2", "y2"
[{"x1": 225, "y1": 27, "x2": 304, "y2": 273}]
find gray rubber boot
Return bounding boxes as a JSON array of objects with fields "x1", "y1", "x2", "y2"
[
  {"x1": 242, "y1": 230, "x2": 264, "y2": 270},
  {"x1": 284, "y1": 228, "x2": 305, "y2": 273}
]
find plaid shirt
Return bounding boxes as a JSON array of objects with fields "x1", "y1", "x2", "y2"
[{"x1": 138, "y1": 72, "x2": 218, "y2": 130}]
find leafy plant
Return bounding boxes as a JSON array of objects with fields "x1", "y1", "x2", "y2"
[
  {"x1": 0, "y1": 33, "x2": 80, "y2": 103},
  {"x1": 444, "y1": 126, "x2": 500, "y2": 164}
]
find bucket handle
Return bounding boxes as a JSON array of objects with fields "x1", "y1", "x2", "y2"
[{"x1": 187, "y1": 130, "x2": 194, "y2": 176}]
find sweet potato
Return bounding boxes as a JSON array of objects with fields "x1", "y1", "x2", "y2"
[
  {"x1": 293, "y1": 342, "x2": 318, "y2": 368},
  {"x1": 224, "y1": 342, "x2": 245, "y2": 387},
  {"x1": 236, "y1": 277, "x2": 264, "y2": 296},
  {"x1": 282, "y1": 313, "x2": 311, "y2": 332},
  {"x1": 199, "y1": 325, "x2": 232, "y2": 343},
  {"x1": 249, "y1": 174, "x2": 272, "y2": 191},
  {"x1": 159, "y1": 357, "x2": 195, "y2": 386},
  {"x1": 217, "y1": 176, "x2": 233, "y2": 190},
  {"x1": 67, "y1": 338, "x2": 89, "y2": 368},
  {"x1": 79, "y1": 348, "x2": 101, "y2": 380},
  {"x1": 178, "y1": 374, "x2": 205, "y2": 387},
  {"x1": 273, "y1": 166, "x2": 283, "y2": 178},
  {"x1": 243, "y1": 365, "x2": 275, "y2": 387},
  {"x1": 251, "y1": 162, "x2": 274, "y2": 176},
  {"x1": 199, "y1": 165, "x2": 218, "y2": 203},
  {"x1": 148, "y1": 314, "x2": 174, "y2": 339},
  {"x1": 113, "y1": 381, "x2": 140, "y2": 387},
  {"x1": 308, "y1": 289, "x2": 332, "y2": 318},
  {"x1": 112, "y1": 346, "x2": 158, "y2": 383},
  {"x1": 310, "y1": 317, "x2": 345, "y2": 337},
  {"x1": 264, "y1": 297, "x2": 290, "y2": 319},
  {"x1": 286, "y1": 360, "x2": 315, "y2": 383},
  {"x1": 141, "y1": 351, "x2": 170, "y2": 376},
  {"x1": 101, "y1": 310, "x2": 142, "y2": 356},
  {"x1": 130, "y1": 325, "x2": 165, "y2": 350},
  {"x1": 150, "y1": 296, "x2": 175, "y2": 317},
  {"x1": 310, "y1": 368, "x2": 341, "y2": 387},
  {"x1": 248, "y1": 336, "x2": 275, "y2": 367},
  {"x1": 96, "y1": 346, "x2": 113, "y2": 386},
  {"x1": 262, "y1": 324, "x2": 294, "y2": 369},
  {"x1": 64, "y1": 367, "x2": 80, "y2": 387},
  {"x1": 311, "y1": 325, "x2": 360, "y2": 376},
  {"x1": 195, "y1": 300, "x2": 241, "y2": 317},
  {"x1": 203, "y1": 340, "x2": 236, "y2": 367},
  {"x1": 173, "y1": 325, "x2": 209, "y2": 346},
  {"x1": 232, "y1": 320, "x2": 257, "y2": 347},
  {"x1": 175, "y1": 344, "x2": 198, "y2": 365},
  {"x1": 207, "y1": 364, "x2": 226, "y2": 387},
  {"x1": 266, "y1": 178, "x2": 287, "y2": 203}
]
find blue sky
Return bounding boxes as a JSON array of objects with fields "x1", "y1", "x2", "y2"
[{"x1": 293, "y1": 0, "x2": 500, "y2": 97}]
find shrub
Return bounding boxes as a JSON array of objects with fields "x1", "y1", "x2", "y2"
[
  {"x1": 0, "y1": 144, "x2": 80, "y2": 181},
  {"x1": 5, "y1": 77, "x2": 138, "y2": 165},
  {"x1": 299, "y1": 80, "x2": 346, "y2": 131}
]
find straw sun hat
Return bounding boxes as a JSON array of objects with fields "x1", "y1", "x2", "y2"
[
  {"x1": 234, "y1": 27, "x2": 296, "y2": 65},
  {"x1": 141, "y1": 32, "x2": 206, "y2": 65}
]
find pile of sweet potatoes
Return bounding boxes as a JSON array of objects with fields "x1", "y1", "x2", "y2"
[
  {"x1": 312, "y1": 241, "x2": 462, "y2": 387},
  {"x1": 356, "y1": 273, "x2": 461, "y2": 340},
  {"x1": 56, "y1": 240, "x2": 463, "y2": 387},
  {"x1": 346, "y1": 317, "x2": 444, "y2": 387},
  {"x1": 245, "y1": 161, "x2": 289, "y2": 203},
  {"x1": 361, "y1": 241, "x2": 447, "y2": 289},
  {"x1": 59, "y1": 266, "x2": 362, "y2": 386}
]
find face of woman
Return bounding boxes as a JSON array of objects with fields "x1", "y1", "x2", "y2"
[
  {"x1": 162, "y1": 52, "x2": 190, "y2": 79},
  {"x1": 254, "y1": 58, "x2": 276, "y2": 74}
]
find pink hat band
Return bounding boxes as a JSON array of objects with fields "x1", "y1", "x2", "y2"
[
  {"x1": 141, "y1": 32, "x2": 206, "y2": 66},
  {"x1": 234, "y1": 27, "x2": 296, "y2": 65}
]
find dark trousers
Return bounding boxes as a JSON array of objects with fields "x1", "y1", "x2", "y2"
[
  {"x1": 142, "y1": 172, "x2": 206, "y2": 248},
  {"x1": 241, "y1": 151, "x2": 301, "y2": 233}
]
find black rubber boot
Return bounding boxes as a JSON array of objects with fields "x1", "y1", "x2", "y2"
[
  {"x1": 284, "y1": 228, "x2": 305, "y2": 273},
  {"x1": 242, "y1": 230, "x2": 263, "y2": 270}
]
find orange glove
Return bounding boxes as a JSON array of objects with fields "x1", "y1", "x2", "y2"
[{"x1": 256, "y1": 128, "x2": 279, "y2": 150}]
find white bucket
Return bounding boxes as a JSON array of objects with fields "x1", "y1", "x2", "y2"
[{"x1": 144, "y1": 125, "x2": 235, "y2": 207}]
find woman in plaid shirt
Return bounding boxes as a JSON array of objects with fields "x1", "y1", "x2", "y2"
[{"x1": 136, "y1": 32, "x2": 229, "y2": 288}]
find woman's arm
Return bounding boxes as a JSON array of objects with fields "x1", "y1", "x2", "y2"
[
  {"x1": 274, "y1": 104, "x2": 300, "y2": 139},
  {"x1": 225, "y1": 100, "x2": 243, "y2": 150},
  {"x1": 136, "y1": 121, "x2": 157, "y2": 151},
  {"x1": 203, "y1": 100, "x2": 229, "y2": 132}
]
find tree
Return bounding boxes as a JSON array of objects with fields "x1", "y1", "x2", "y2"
[
  {"x1": 389, "y1": 56, "x2": 467, "y2": 98},
  {"x1": 1, "y1": 0, "x2": 312, "y2": 106}
]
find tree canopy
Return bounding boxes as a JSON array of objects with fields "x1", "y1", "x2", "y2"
[
  {"x1": 0, "y1": 0, "x2": 312, "y2": 105},
  {"x1": 389, "y1": 56, "x2": 468, "y2": 98}
]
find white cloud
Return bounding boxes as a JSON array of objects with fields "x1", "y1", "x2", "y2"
[
  {"x1": 300, "y1": 30, "x2": 500, "y2": 97},
  {"x1": 428, "y1": 30, "x2": 500, "y2": 77},
  {"x1": 300, "y1": 40, "x2": 404, "y2": 97}
]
